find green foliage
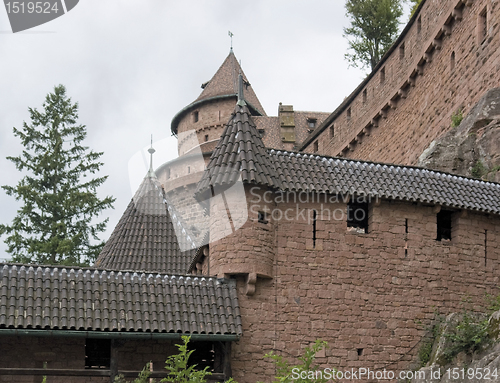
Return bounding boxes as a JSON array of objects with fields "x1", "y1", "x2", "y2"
[
  {"x1": 258, "y1": 340, "x2": 332, "y2": 383},
  {"x1": 161, "y1": 336, "x2": 212, "y2": 383},
  {"x1": 471, "y1": 160, "x2": 487, "y2": 179},
  {"x1": 114, "y1": 363, "x2": 154, "y2": 383},
  {"x1": 408, "y1": 0, "x2": 423, "y2": 17},
  {"x1": 451, "y1": 109, "x2": 464, "y2": 128},
  {"x1": 442, "y1": 310, "x2": 491, "y2": 363},
  {"x1": 344, "y1": 0, "x2": 404, "y2": 71},
  {"x1": 485, "y1": 292, "x2": 500, "y2": 314},
  {"x1": 417, "y1": 318, "x2": 443, "y2": 367},
  {"x1": 0, "y1": 85, "x2": 115, "y2": 266}
]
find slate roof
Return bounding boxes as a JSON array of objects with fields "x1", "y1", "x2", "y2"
[
  {"x1": 197, "y1": 101, "x2": 500, "y2": 214},
  {"x1": 195, "y1": 51, "x2": 266, "y2": 115},
  {"x1": 95, "y1": 173, "x2": 197, "y2": 274},
  {"x1": 0, "y1": 263, "x2": 242, "y2": 336},
  {"x1": 196, "y1": 103, "x2": 282, "y2": 198}
]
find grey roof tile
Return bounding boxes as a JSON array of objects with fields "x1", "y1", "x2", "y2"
[
  {"x1": 0, "y1": 264, "x2": 242, "y2": 335},
  {"x1": 95, "y1": 173, "x2": 197, "y2": 274}
]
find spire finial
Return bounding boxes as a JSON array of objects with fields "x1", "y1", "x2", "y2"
[
  {"x1": 148, "y1": 135, "x2": 156, "y2": 176},
  {"x1": 228, "y1": 31, "x2": 234, "y2": 52},
  {"x1": 237, "y1": 72, "x2": 247, "y2": 107}
]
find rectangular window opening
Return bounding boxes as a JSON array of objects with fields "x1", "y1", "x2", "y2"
[
  {"x1": 362, "y1": 89, "x2": 367, "y2": 104},
  {"x1": 417, "y1": 16, "x2": 422, "y2": 34},
  {"x1": 347, "y1": 199, "x2": 369, "y2": 233},
  {"x1": 85, "y1": 339, "x2": 111, "y2": 369},
  {"x1": 258, "y1": 211, "x2": 268, "y2": 224},
  {"x1": 399, "y1": 43, "x2": 405, "y2": 60},
  {"x1": 347, "y1": 107, "x2": 352, "y2": 120},
  {"x1": 329, "y1": 125, "x2": 335, "y2": 138},
  {"x1": 204, "y1": 134, "x2": 209, "y2": 142},
  {"x1": 436, "y1": 210, "x2": 452, "y2": 241},
  {"x1": 380, "y1": 68, "x2": 386, "y2": 85},
  {"x1": 478, "y1": 7, "x2": 487, "y2": 42},
  {"x1": 193, "y1": 111, "x2": 199, "y2": 123},
  {"x1": 313, "y1": 141, "x2": 319, "y2": 153},
  {"x1": 357, "y1": 348, "x2": 364, "y2": 356},
  {"x1": 450, "y1": 51, "x2": 456, "y2": 70}
]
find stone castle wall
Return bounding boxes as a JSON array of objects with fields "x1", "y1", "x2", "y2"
[
  {"x1": 302, "y1": 0, "x2": 500, "y2": 166},
  {"x1": 206, "y1": 186, "x2": 500, "y2": 383}
]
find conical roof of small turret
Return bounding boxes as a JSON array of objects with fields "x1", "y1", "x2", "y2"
[{"x1": 171, "y1": 50, "x2": 266, "y2": 135}]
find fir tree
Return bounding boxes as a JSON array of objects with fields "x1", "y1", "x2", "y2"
[{"x1": 0, "y1": 85, "x2": 115, "y2": 266}]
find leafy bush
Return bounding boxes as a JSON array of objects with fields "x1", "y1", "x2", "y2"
[
  {"x1": 114, "y1": 363, "x2": 153, "y2": 383},
  {"x1": 471, "y1": 160, "x2": 487, "y2": 179},
  {"x1": 442, "y1": 310, "x2": 490, "y2": 362},
  {"x1": 258, "y1": 340, "x2": 333, "y2": 383},
  {"x1": 451, "y1": 109, "x2": 464, "y2": 128}
]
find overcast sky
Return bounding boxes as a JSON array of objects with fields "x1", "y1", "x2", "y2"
[{"x1": 0, "y1": 1, "x2": 410, "y2": 262}]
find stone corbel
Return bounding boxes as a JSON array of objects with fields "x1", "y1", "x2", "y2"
[
  {"x1": 409, "y1": 76, "x2": 416, "y2": 87},
  {"x1": 464, "y1": 0, "x2": 474, "y2": 7},
  {"x1": 433, "y1": 38, "x2": 443, "y2": 50},
  {"x1": 398, "y1": 88, "x2": 408, "y2": 99},
  {"x1": 452, "y1": 7, "x2": 463, "y2": 21},
  {"x1": 389, "y1": 99, "x2": 398, "y2": 109},
  {"x1": 441, "y1": 24, "x2": 452, "y2": 36},
  {"x1": 424, "y1": 52, "x2": 433, "y2": 63},
  {"x1": 245, "y1": 272, "x2": 257, "y2": 296},
  {"x1": 372, "y1": 118, "x2": 379, "y2": 127},
  {"x1": 433, "y1": 205, "x2": 442, "y2": 214}
]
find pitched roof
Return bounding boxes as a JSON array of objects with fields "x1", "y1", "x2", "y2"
[
  {"x1": 270, "y1": 151, "x2": 500, "y2": 214},
  {"x1": 196, "y1": 51, "x2": 266, "y2": 115},
  {"x1": 0, "y1": 263, "x2": 242, "y2": 336},
  {"x1": 95, "y1": 173, "x2": 197, "y2": 274},
  {"x1": 196, "y1": 106, "x2": 500, "y2": 214},
  {"x1": 196, "y1": 103, "x2": 281, "y2": 198}
]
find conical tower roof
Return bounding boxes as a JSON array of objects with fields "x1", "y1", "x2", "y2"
[
  {"x1": 171, "y1": 51, "x2": 266, "y2": 135},
  {"x1": 196, "y1": 97, "x2": 281, "y2": 198},
  {"x1": 95, "y1": 173, "x2": 197, "y2": 274}
]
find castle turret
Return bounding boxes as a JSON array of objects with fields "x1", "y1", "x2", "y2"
[{"x1": 170, "y1": 51, "x2": 266, "y2": 157}]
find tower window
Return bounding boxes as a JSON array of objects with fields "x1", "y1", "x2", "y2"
[
  {"x1": 313, "y1": 141, "x2": 319, "y2": 153},
  {"x1": 193, "y1": 111, "x2": 199, "y2": 123},
  {"x1": 258, "y1": 211, "x2": 268, "y2": 224},
  {"x1": 380, "y1": 67, "x2": 386, "y2": 85},
  {"x1": 417, "y1": 16, "x2": 422, "y2": 34},
  {"x1": 437, "y1": 210, "x2": 452, "y2": 241},
  {"x1": 362, "y1": 89, "x2": 367, "y2": 104},
  {"x1": 399, "y1": 43, "x2": 405, "y2": 60},
  {"x1": 204, "y1": 134, "x2": 209, "y2": 142},
  {"x1": 329, "y1": 125, "x2": 335, "y2": 138},
  {"x1": 478, "y1": 7, "x2": 487, "y2": 42},
  {"x1": 347, "y1": 108, "x2": 352, "y2": 120},
  {"x1": 347, "y1": 199, "x2": 368, "y2": 233},
  {"x1": 450, "y1": 51, "x2": 456, "y2": 70},
  {"x1": 85, "y1": 339, "x2": 111, "y2": 369}
]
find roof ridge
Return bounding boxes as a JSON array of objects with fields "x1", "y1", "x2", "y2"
[{"x1": 270, "y1": 149, "x2": 500, "y2": 186}]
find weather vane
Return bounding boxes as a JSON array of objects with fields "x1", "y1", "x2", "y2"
[{"x1": 228, "y1": 31, "x2": 234, "y2": 51}]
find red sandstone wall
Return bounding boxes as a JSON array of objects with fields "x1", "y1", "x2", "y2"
[
  {"x1": 208, "y1": 187, "x2": 500, "y2": 383},
  {"x1": 303, "y1": 0, "x2": 500, "y2": 166}
]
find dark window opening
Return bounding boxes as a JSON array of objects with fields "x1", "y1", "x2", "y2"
[
  {"x1": 362, "y1": 89, "x2": 367, "y2": 104},
  {"x1": 193, "y1": 111, "x2": 199, "y2": 123},
  {"x1": 329, "y1": 125, "x2": 335, "y2": 138},
  {"x1": 313, "y1": 141, "x2": 319, "y2": 153},
  {"x1": 312, "y1": 210, "x2": 317, "y2": 248},
  {"x1": 357, "y1": 348, "x2": 364, "y2": 356},
  {"x1": 188, "y1": 166, "x2": 191, "y2": 174},
  {"x1": 417, "y1": 16, "x2": 422, "y2": 33},
  {"x1": 347, "y1": 200, "x2": 369, "y2": 233},
  {"x1": 405, "y1": 219, "x2": 408, "y2": 234},
  {"x1": 399, "y1": 43, "x2": 405, "y2": 60},
  {"x1": 380, "y1": 68, "x2": 386, "y2": 84},
  {"x1": 258, "y1": 211, "x2": 268, "y2": 224},
  {"x1": 258, "y1": 128, "x2": 265, "y2": 137},
  {"x1": 478, "y1": 7, "x2": 487, "y2": 42},
  {"x1": 436, "y1": 210, "x2": 452, "y2": 241},
  {"x1": 451, "y1": 51, "x2": 456, "y2": 70},
  {"x1": 188, "y1": 342, "x2": 216, "y2": 372},
  {"x1": 204, "y1": 134, "x2": 209, "y2": 142},
  {"x1": 347, "y1": 107, "x2": 352, "y2": 120},
  {"x1": 85, "y1": 339, "x2": 111, "y2": 369}
]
